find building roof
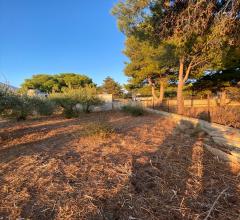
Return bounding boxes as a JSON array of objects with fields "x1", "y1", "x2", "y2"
[{"x1": 0, "y1": 82, "x2": 19, "y2": 91}]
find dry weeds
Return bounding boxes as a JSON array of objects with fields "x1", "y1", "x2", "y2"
[{"x1": 0, "y1": 111, "x2": 239, "y2": 220}]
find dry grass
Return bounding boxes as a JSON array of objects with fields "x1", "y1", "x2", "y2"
[
  {"x1": 84, "y1": 121, "x2": 115, "y2": 139},
  {"x1": 0, "y1": 111, "x2": 239, "y2": 220}
]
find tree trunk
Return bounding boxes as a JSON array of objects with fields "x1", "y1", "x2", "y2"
[
  {"x1": 177, "y1": 59, "x2": 184, "y2": 115},
  {"x1": 159, "y1": 81, "x2": 164, "y2": 104},
  {"x1": 151, "y1": 84, "x2": 159, "y2": 101},
  {"x1": 148, "y1": 78, "x2": 165, "y2": 105}
]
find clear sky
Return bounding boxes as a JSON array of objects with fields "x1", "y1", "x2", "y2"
[{"x1": 0, "y1": 0, "x2": 127, "y2": 87}]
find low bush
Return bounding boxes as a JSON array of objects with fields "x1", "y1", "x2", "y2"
[
  {"x1": 0, "y1": 87, "x2": 33, "y2": 120},
  {"x1": 0, "y1": 85, "x2": 102, "y2": 120},
  {"x1": 63, "y1": 105, "x2": 79, "y2": 119},
  {"x1": 121, "y1": 104, "x2": 145, "y2": 116},
  {"x1": 0, "y1": 86, "x2": 55, "y2": 120},
  {"x1": 50, "y1": 87, "x2": 102, "y2": 118},
  {"x1": 30, "y1": 97, "x2": 55, "y2": 116}
]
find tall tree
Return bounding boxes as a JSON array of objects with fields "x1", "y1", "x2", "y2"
[
  {"x1": 124, "y1": 36, "x2": 172, "y2": 103},
  {"x1": 56, "y1": 73, "x2": 93, "y2": 89},
  {"x1": 113, "y1": 0, "x2": 240, "y2": 114},
  {"x1": 21, "y1": 73, "x2": 94, "y2": 93},
  {"x1": 101, "y1": 77, "x2": 122, "y2": 97}
]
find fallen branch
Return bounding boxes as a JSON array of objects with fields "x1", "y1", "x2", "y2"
[{"x1": 204, "y1": 188, "x2": 228, "y2": 220}]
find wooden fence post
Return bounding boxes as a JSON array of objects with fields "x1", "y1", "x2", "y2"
[
  {"x1": 167, "y1": 98, "x2": 170, "y2": 112},
  {"x1": 207, "y1": 93, "x2": 211, "y2": 122}
]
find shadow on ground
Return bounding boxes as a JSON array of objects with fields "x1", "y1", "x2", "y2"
[
  {"x1": 89, "y1": 117, "x2": 240, "y2": 220},
  {"x1": 0, "y1": 112, "x2": 239, "y2": 220}
]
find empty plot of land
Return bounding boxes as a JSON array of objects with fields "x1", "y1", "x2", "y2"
[{"x1": 0, "y1": 112, "x2": 239, "y2": 220}]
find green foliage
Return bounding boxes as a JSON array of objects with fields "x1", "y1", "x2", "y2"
[
  {"x1": 123, "y1": 36, "x2": 173, "y2": 100},
  {"x1": 193, "y1": 69, "x2": 240, "y2": 95},
  {"x1": 135, "y1": 85, "x2": 152, "y2": 96},
  {"x1": 100, "y1": 77, "x2": 122, "y2": 98},
  {"x1": 112, "y1": 0, "x2": 151, "y2": 35},
  {"x1": 0, "y1": 86, "x2": 56, "y2": 120},
  {"x1": 121, "y1": 104, "x2": 145, "y2": 116},
  {"x1": 21, "y1": 73, "x2": 95, "y2": 93},
  {"x1": 0, "y1": 86, "x2": 32, "y2": 120},
  {"x1": 113, "y1": 0, "x2": 240, "y2": 113},
  {"x1": 115, "y1": 0, "x2": 240, "y2": 73},
  {"x1": 11, "y1": 96, "x2": 32, "y2": 120},
  {"x1": 124, "y1": 36, "x2": 172, "y2": 79},
  {"x1": 30, "y1": 97, "x2": 56, "y2": 116},
  {"x1": 63, "y1": 107, "x2": 79, "y2": 119},
  {"x1": 50, "y1": 86, "x2": 102, "y2": 118}
]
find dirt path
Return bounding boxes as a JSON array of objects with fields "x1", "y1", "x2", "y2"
[{"x1": 0, "y1": 112, "x2": 239, "y2": 219}]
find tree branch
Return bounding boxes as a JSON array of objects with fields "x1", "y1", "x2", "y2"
[
  {"x1": 191, "y1": 57, "x2": 210, "y2": 68},
  {"x1": 147, "y1": 78, "x2": 159, "y2": 100},
  {"x1": 183, "y1": 62, "x2": 193, "y2": 82}
]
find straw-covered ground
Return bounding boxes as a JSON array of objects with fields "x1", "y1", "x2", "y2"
[{"x1": 0, "y1": 111, "x2": 239, "y2": 220}]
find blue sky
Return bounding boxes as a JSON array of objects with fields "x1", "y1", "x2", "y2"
[{"x1": 0, "y1": 0, "x2": 127, "y2": 87}]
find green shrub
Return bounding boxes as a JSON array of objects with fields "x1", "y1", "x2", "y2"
[
  {"x1": 49, "y1": 95, "x2": 77, "y2": 118},
  {"x1": 63, "y1": 106, "x2": 79, "y2": 118},
  {"x1": 121, "y1": 104, "x2": 145, "y2": 116},
  {"x1": 0, "y1": 85, "x2": 102, "y2": 120},
  {"x1": 0, "y1": 86, "x2": 13, "y2": 114},
  {"x1": 0, "y1": 86, "x2": 55, "y2": 120},
  {"x1": 30, "y1": 97, "x2": 55, "y2": 116},
  {"x1": 50, "y1": 86, "x2": 102, "y2": 117},
  {"x1": 0, "y1": 87, "x2": 33, "y2": 120},
  {"x1": 13, "y1": 95, "x2": 34, "y2": 120}
]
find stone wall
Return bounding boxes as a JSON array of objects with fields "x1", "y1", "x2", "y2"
[{"x1": 146, "y1": 108, "x2": 240, "y2": 166}]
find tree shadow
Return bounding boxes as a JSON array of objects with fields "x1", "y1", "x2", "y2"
[
  {"x1": 0, "y1": 113, "x2": 239, "y2": 219},
  {"x1": 88, "y1": 116, "x2": 240, "y2": 219},
  {"x1": 0, "y1": 119, "x2": 80, "y2": 143}
]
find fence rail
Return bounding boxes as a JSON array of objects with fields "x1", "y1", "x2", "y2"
[
  {"x1": 110, "y1": 97, "x2": 240, "y2": 128},
  {"x1": 131, "y1": 98, "x2": 240, "y2": 109}
]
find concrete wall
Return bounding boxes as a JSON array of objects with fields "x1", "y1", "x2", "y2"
[{"x1": 92, "y1": 94, "x2": 113, "y2": 112}]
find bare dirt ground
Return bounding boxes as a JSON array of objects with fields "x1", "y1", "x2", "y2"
[{"x1": 0, "y1": 111, "x2": 239, "y2": 220}]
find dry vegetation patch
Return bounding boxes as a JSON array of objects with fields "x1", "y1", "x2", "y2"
[{"x1": 0, "y1": 111, "x2": 239, "y2": 219}]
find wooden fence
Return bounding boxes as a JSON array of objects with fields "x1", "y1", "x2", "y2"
[{"x1": 133, "y1": 97, "x2": 240, "y2": 109}]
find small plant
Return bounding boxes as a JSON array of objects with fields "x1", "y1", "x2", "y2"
[
  {"x1": 121, "y1": 104, "x2": 145, "y2": 116},
  {"x1": 85, "y1": 121, "x2": 115, "y2": 138}
]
